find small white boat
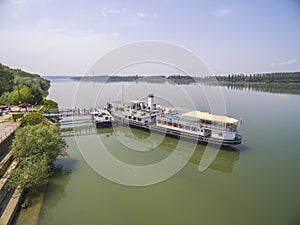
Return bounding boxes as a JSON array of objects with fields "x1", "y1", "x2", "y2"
[{"x1": 94, "y1": 109, "x2": 114, "y2": 128}]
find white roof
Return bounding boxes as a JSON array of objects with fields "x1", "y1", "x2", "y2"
[
  {"x1": 127, "y1": 100, "x2": 146, "y2": 104},
  {"x1": 182, "y1": 111, "x2": 238, "y2": 124}
]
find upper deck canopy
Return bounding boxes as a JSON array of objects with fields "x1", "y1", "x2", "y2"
[
  {"x1": 127, "y1": 100, "x2": 146, "y2": 104},
  {"x1": 181, "y1": 111, "x2": 238, "y2": 124}
]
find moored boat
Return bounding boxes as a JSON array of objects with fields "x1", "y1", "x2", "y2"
[
  {"x1": 105, "y1": 94, "x2": 242, "y2": 146},
  {"x1": 93, "y1": 109, "x2": 114, "y2": 128},
  {"x1": 155, "y1": 110, "x2": 242, "y2": 145}
]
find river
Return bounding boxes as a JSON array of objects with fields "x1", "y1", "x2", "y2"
[{"x1": 36, "y1": 79, "x2": 300, "y2": 225}]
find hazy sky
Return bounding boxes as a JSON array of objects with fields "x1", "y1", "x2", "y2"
[{"x1": 0, "y1": 0, "x2": 299, "y2": 75}]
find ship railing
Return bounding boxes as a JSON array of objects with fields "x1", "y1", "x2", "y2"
[{"x1": 156, "y1": 114, "x2": 237, "y2": 132}]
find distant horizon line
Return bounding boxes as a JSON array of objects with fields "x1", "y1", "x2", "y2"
[
  {"x1": 42, "y1": 71, "x2": 300, "y2": 78},
  {"x1": 2, "y1": 62, "x2": 299, "y2": 77}
]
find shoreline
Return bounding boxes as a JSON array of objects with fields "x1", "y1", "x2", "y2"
[{"x1": 12, "y1": 182, "x2": 48, "y2": 225}]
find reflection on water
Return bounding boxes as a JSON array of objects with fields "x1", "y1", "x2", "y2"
[
  {"x1": 218, "y1": 82, "x2": 300, "y2": 95},
  {"x1": 157, "y1": 136, "x2": 240, "y2": 174},
  {"x1": 92, "y1": 79, "x2": 300, "y2": 95},
  {"x1": 38, "y1": 160, "x2": 74, "y2": 223},
  {"x1": 50, "y1": 76, "x2": 300, "y2": 96},
  {"x1": 61, "y1": 125, "x2": 240, "y2": 174}
]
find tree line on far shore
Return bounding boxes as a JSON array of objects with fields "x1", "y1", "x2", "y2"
[
  {"x1": 68, "y1": 72, "x2": 300, "y2": 84},
  {"x1": 198, "y1": 72, "x2": 300, "y2": 83}
]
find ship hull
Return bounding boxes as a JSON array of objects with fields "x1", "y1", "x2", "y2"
[{"x1": 95, "y1": 121, "x2": 112, "y2": 129}]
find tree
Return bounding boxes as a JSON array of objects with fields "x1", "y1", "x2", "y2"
[
  {"x1": 21, "y1": 112, "x2": 48, "y2": 127},
  {"x1": 9, "y1": 90, "x2": 20, "y2": 105},
  {"x1": 0, "y1": 64, "x2": 14, "y2": 96},
  {"x1": 7, "y1": 124, "x2": 67, "y2": 190},
  {"x1": 6, "y1": 158, "x2": 50, "y2": 190},
  {"x1": 19, "y1": 87, "x2": 33, "y2": 103},
  {"x1": 0, "y1": 63, "x2": 50, "y2": 104},
  {"x1": 0, "y1": 92, "x2": 12, "y2": 105},
  {"x1": 42, "y1": 99, "x2": 59, "y2": 113},
  {"x1": 9, "y1": 87, "x2": 32, "y2": 104}
]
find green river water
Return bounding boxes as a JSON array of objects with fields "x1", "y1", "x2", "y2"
[{"x1": 33, "y1": 80, "x2": 300, "y2": 225}]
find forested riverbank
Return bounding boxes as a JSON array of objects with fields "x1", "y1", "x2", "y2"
[{"x1": 0, "y1": 63, "x2": 50, "y2": 105}]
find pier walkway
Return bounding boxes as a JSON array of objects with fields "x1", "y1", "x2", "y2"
[
  {"x1": 0, "y1": 122, "x2": 21, "y2": 225},
  {"x1": 43, "y1": 107, "x2": 98, "y2": 118},
  {"x1": 0, "y1": 123, "x2": 20, "y2": 146}
]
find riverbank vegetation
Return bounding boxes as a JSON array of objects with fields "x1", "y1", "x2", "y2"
[
  {"x1": 20, "y1": 112, "x2": 49, "y2": 127},
  {"x1": 0, "y1": 63, "x2": 66, "y2": 192},
  {"x1": 0, "y1": 63, "x2": 50, "y2": 105},
  {"x1": 7, "y1": 113, "x2": 67, "y2": 192},
  {"x1": 41, "y1": 99, "x2": 59, "y2": 113}
]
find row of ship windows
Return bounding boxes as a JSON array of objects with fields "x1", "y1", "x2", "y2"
[
  {"x1": 157, "y1": 120, "x2": 202, "y2": 132},
  {"x1": 158, "y1": 117, "x2": 213, "y2": 125},
  {"x1": 157, "y1": 117, "x2": 237, "y2": 129},
  {"x1": 124, "y1": 115, "x2": 148, "y2": 123},
  {"x1": 157, "y1": 118, "x2": 236, "y2": 132}
]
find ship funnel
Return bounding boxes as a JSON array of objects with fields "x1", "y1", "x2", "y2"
[{"x1": 148, "y1": 94, "x2": 154, "y2": 110}]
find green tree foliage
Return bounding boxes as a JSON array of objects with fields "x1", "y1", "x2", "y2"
[
  {"x1": 0, "y1": 92, "x2": 12, "y2": 105},
  {"x1": 42, "y1": 99, "x2": 59, "y2": 113},
  {"x1": 7, "y1": 124, "x2": 67, "y2": 190},
  {"x1": 8, "y1": 91, "x2": 19, "y2": 105},
  {"x1": 0, "y1": 64, "x2": 14, "y2": 96},
  {"x1": 0, "y1": 63, "x2": 50, "y2": 104},
  {"x1": 167, "y1": 75, "x2": 195, "y2": 84},
  {"x1": 6, "y1": 158, "x2": 50, "y2": 190},
  {"x1": 14, "y1": 76, "x2": 50, "y2": 104},
  {"x1": 21, "y1": 112, "x2": 48, "y2": 127},
  {"x1": 212, "y1": 72, "x2": 300, "y2": 83},
  {"x1": 9, "y1": 87, "x2": 33, "y2": 105}
]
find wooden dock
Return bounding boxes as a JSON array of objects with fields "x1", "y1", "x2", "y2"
[{"x1": 44, "y1": 108, "x2": 98, "y2": 118}]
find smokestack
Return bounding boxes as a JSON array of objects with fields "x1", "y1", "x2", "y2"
[{"x1": 148, "y1": 94, "x2": 154, "y2": 110}]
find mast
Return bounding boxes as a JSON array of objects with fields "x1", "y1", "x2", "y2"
[{"x1": 122, "y1": 84, "x2": 124, "y2": 102}]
